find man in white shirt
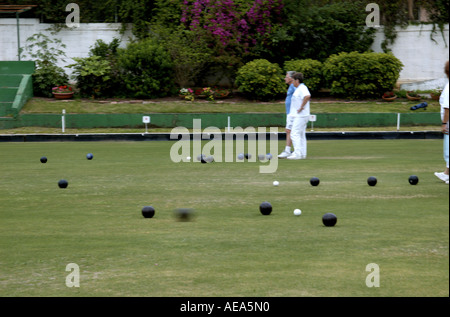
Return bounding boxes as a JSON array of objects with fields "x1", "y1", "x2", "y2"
[
  {"x1": 278, "y1": 71, "x2": 297, "y2": 158},
  {"x1": 287, "y1": 72, "x2": 311, "y2": 160},
  {"x1": 435, "y1": 60, "x2": 449, "y2": 184}
]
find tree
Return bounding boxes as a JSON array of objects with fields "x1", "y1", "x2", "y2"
[
  {"x1": 19, "y1": 32, "x2": 69, "y2": 97},
  {"x1": 179, "y1": 0, "x2": 284, "y2": 85},
  {"x1": 153, "y1": 26, "x2": 212, "y2": 88},
  {"x1": 276, "y1": 0, "x2": 376, "y2": 62}
]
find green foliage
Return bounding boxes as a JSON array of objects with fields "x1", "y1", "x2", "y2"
[
  {"x1": 283, "y1": 59, "x2": 323, "y2": 93},
  {"x1": 89, "y1": 38, "x2": 121, "y2": 58},
  {"x1": 88, "y1": 39, "x2": 125, "y2": 97},
  {"x1": 322, "y1": 51, "x2": 404, "y2": 99},
  {"x1": 153, "y1": 26, "x2": 212, "y2": 88},
  {"x1": 115, "y1": 0, "x2": 156, "y2": 39},
  {"x1": 279, "y1": 1, "x2": 376, "y2": 62},
  {"x1": 150, "y1": 0, "x2": 183, "y2": 27},
  {"x1": 9, "y1": 0, "x2": 447, "y2": 100},
  {"x1": 178, "y1": 0, "x2": 284, "y2": 86},
  {"x1": 31, "y1": 63, "x2": 69, "y2": 98},
  {"x1": 235, "y1": 59, "x2": 286, "y2": 101},
  {"x1": 117, "y1": 38, "x2": 175, "y2": 98},
  {"x1": 19, "y1": 32, "x2": 69, "y2": 97},
  {"x1": 1, "y1": 0, "x2": 153, "y2": 26},
  {"x1": 67, "y1": 56, "x2": 112, "y2": 98},
  {"x1": 20, "y1": 33, "x2": 67, "y2": 65},
  {"x1": 5, "y1": 0, "x2": 448, "y2": 53}
]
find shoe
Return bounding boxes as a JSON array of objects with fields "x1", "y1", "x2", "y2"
[
  {"x1": 434, "y1": 172, "x2": 449, "y2": 182},
  {"x1": 446, "y1": 180, "x2": 449, "y2": 185},
  {"x1": 278, "y1": 151, "x2": 291, "y2": 159},
  {"x1": 287, "y1": 153, "x2": 303, "y2": 160}
]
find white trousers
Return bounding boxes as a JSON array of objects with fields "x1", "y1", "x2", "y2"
[
  {"x1": 444, "y1": 133, "x2": 449, "y2": 168},
  {"x1": 290, "y1": 116, "x2": 309, "y2": 157}
]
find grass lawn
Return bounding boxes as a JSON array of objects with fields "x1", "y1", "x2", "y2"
[
  {"x1": 0, "y1": 139, "x2": 448, "y2": 297},
  {"x1": 21, "y1": 96, "x2": 441, "y2": 114}
]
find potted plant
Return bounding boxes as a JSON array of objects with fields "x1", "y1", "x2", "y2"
[
  {"x1": 430, "y1": 89, "x2": 442, "y2": 101},
  {"x1": 213, "y1": 87, "x2": 230, "y2": 99},
  {"x1": 194, "y1": 87, "x2": 215, "y2": 101},
  {"x1": 201, "y1": 87, "x2": 215, "y2": 101},
  {"x1": 406, "y1": 90, "x2": 420, "y2": 101},
  {"x1": 52, "y1": 85, "x2": 74, "y2": 99},
  {"x1": 382, "y1": 91, "x2": 397, "y2": 101},
  {"x1": 179, "y1": 88, "x2": 194, "y2": 101}
]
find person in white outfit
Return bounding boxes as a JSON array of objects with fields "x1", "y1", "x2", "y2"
[
  {"x1": 434, "y1": 60, "x2": 449, "y2": 184},
  {"x1": 287, "y1": 72, "x2": 311, "y2": 160},
  {"x1": 278, "y1": 71, "x2": 297, "y2": 158}
]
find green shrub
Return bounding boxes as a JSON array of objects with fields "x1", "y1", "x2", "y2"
[
  {"x1": 20, "y1": 32, "x2": 69, "y2": 97},
  {"x1": 32, "y1": 63, "x2": 69, "y2": 98},
  {"x1": 235, "y1": 59, "x2": 286, "y2": 101},
  {"x1": 322, "y1": 51, "x2": 403, "y2": 99},
  {"x1": 118, "y1": 38, "x2": 175, "y2": 98},
  {"x1": 283, "y1": 59, "x2": 323, "y2": 92},
  {"x1": 279, "y1": 2, "x2": 376, "y2": 62},
  {"x1": 89, "y1": 38, "x2": 121, "y2": 58},
  {"x1": 153, "y1": 26, "x2": 212, "y2": 88},
  {"x1": 67, "y1": 56, "x2": 113, "y2": 98},
  {"x1": 88, "y1": 39, "x2": 125, "y2": 97}
]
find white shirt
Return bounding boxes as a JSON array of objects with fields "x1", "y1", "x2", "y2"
[
  {"x1": 440, "y1": 82, "x2": 449, "y2": 123},
  {"x1": 289, "y1": 84, "x2": 311, "y2": 117}
]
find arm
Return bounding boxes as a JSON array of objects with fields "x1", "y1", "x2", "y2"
[
  {"x1": 442, "y1": 108, "x2": 449, "y2": 134},
  {"x1": 297, "y1": 95, "x2": 311, "y2": 113}
]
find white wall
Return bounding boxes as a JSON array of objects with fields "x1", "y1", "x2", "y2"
[
  {"x1": 1, "y1": 19, "x2": 448, "y2": 89},
  {"x1": 0, "y1": 18, "x2": 134, "y2": 78},
  {"x1": 371, "y1": 24, "x2": 449, "y2": 90}
]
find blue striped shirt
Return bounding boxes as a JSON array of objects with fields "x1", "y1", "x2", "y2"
[{"x1": 285, "y1": 84, "x2": 296, "y2": 114}]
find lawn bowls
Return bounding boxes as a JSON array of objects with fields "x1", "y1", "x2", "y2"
[
  {"x1": 408, "y1": 175, "x2": 419, "y2": 185},
  {"x1": 293, "y1": 209, "x2": 302, "y2": 216},
  {"x1": 322, "y1": 213, "x2": 337, "y2": 227},
  {"x1": 259, "y1": 201, "x2": 272, "y2": 215},
  {"x1": 367, "y1": 176, "x2": 377, "y2": 186},
  {"x1": 174, "y1": 208, "x2": 195, "y2": 221},
  {"x1": 141, "y1": 206, "x2": 156, "y2": 218},
  {"x1": 197, "y1": 154, "x2": 207, "y2": 164},
  {"x1": 86, "y1": 153, "x2": 94, "y2": 160},
  {"x1": 58, "y1": 179, "x2": 68, "y2": 189},
  {"x1": 310, "y1": 177, "x2": 320, "y2": 186},
  {"x1": 40, "y1": 156, "x2": 47, "y2": 163}
]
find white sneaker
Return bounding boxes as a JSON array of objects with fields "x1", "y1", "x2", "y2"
[
  {"x1": 434, "y1": 172, "x2": 449, "y2": 182},
  {"x1": 446, "y1": 180, "x2": 449, "y2": 185},
  {"x1": 278, "y1": 151, "x2": 291, "y2": 159},
  {"x1": 287, "y1": 153, "x2": 303, "y2": 160}
]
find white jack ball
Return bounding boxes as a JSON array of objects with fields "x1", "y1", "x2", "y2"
[{"x1": 293, "y1": 209, "x2": 302, "y2": 216}]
